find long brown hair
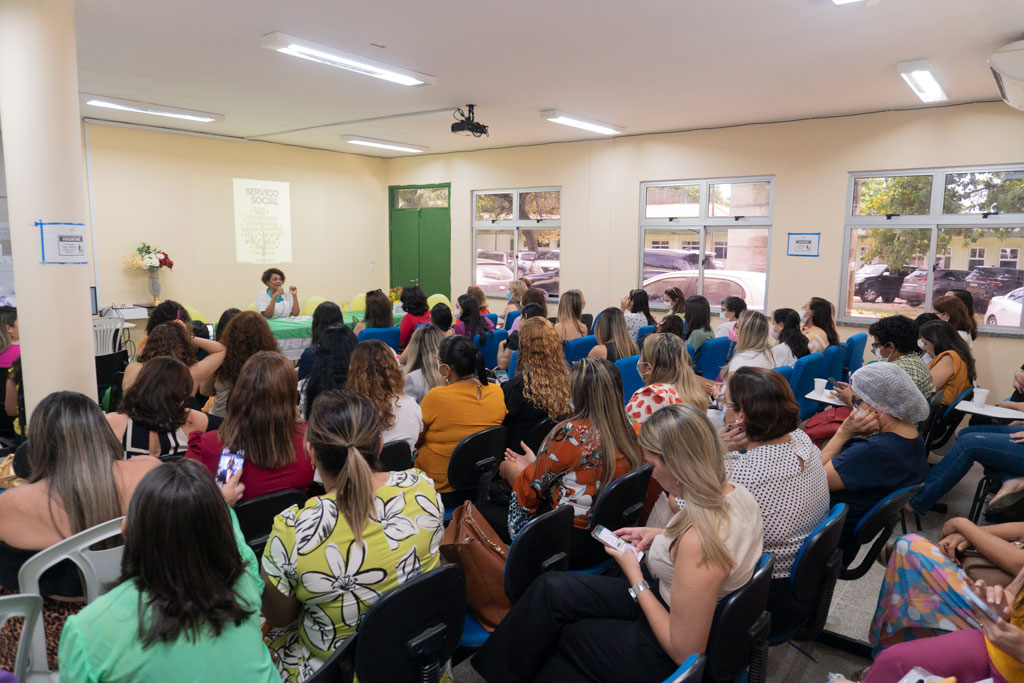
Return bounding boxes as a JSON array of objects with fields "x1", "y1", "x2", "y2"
[
  {"x1": 665, "y1": 287, "x2": 686, "y2": 316},
  {"x1": 641, "y1": 333, "x2": 707, "y2": 412},
  {"x1": 556, "y1": 290, "x2": 587, "y2": 337},
  {"x1": 521, "y1": 288, "x2": 548, "y2": 318},
  {"x1": 933, "y1": 294, "x2": 977, "y2": 341},
  {"x1": 347, "y1": 340, "x2": 405, "y2": 430},
  {"x1": 139, "y1": 323, "x2": 196, "y2": 366},
  {"x1": 518, "y1": 318, "x2": 572, "y2": 418},
  {"x1": 363, "y1": 290, "x2": 394, "y2": 329},
  {"x1": 118, "y1": 357, "x2": 192, "y2": 431},
  {"x1": 219, "y1": 351, "x2": 297, "y2": 469},
  {"x1": 215, "y1": 311, "x2": 278, "y2": 384},
  {"x1": 593, "y1": 308, "x2": 639, "y2": 357}
]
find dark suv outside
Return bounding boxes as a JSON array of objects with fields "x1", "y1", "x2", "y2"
[
  {"x1": 898, "y1": 269, "x2": 970, "y2": 307},
  {"x1": 965, "y1": 267, "x2": 1024, "y2": 312},
  {"x1": 854, "y1": 264, "x2": 913, "y2": 303}
]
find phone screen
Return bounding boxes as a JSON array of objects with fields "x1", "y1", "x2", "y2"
[
  {"x1": 961, "y1": 580, "x2": 1002, "y2": 621},
  {"x1": 216, "y1": 450, "x2": 244, "y2": 487},
  {"x1": 591, "y1": 524, "x2": 644, "y2": 562}
]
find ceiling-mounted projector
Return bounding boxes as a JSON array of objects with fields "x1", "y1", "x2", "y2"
[
  {"x1": 989, "y1": 40, "x2": 1024, "y2": 112},
  {"x1": 451, "y1": 104, "x2": 489, "y2": 137}
]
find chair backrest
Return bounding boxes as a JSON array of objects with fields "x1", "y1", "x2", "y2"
[
  {"x1": 379, "y1": 440, "x2": 414, "y2": 471},
  {"x1": 483, "y1": 313, "x2": 498, "y2": 328},
  {"x1": 0, "y1": 594, "x2": 42, "y2": 682},
  {"x1": 525, "y1": 417, "x2": 559, "y2": 454},
  {"x1": 588, "y1": 465, "x2": 654, "y2": 532},
  {"x1": 694, "y1": 337, "x2": 731, "y2": 380},
  {"x1": 661, "y1": 654, "x2": 706, "y2": 683},
  {"x1": 447, "y1": 426, "x2": 507, "y2": 493},
  {"x1": 820, "y1": 345, "x2": 844, "y2": 388},
  {"x1": 614, "y1": 354, "x2": 644, "y2": 405},
  {"x1": 304, "y1": 295, "x2": 328, "y2": 316},
  {"x1": 790, "y1": 352, "x2": 824, "y2": 420},
  {"x1": 564, "y1": 335, "x2": 597, "y2": 365},
  {"x1": 704, "y1": 554, "x2": 775, "y2": 682},
  {"x1": 686, "y1": 344, "x2": 695, "y2": 360},
  {"x1": 638, "y1": 324, "x2": 657, "y2": 339},
  {"x1": 504, "y1": 310, "x2": 521, "y2": 330},
  {"x1": 774, "y1": 365, "x2": 793, "y2": 382},
  {"x1": 581, "y1": 313, "x2": 594, "y2": 332},
  {"x1": 474, "y1": 329, "x2": 508, "y2": 370},
  {"x1": 354, "y1": 564, "x2": 466, "y2": 683},
  {"x1": 844, "y1": 333, "x2": 868, "y2": 380},
  {"x1": 918, "y1": 391, "x2": 945, "y2": 440},
  {"x1": 508, "y1": 350, "x2": 519, "y2": 377},
  {"x1": 234, "y1": 490, "x2": 310, "y2": 551},
  {"x1": 95, "y1": 349, "x2": 130, "y2": 392},
  {"x1": 504, "y1": 506, "x2": 573, "y2": 602},
  {"x1": 357, "y1": 326, "x2": 402, "y2": 352},
  {"x1": 790, "y1": 504, "x2": 848, "y2": 601},
  {"x1": 853, "y1": 483, "x2": 922, "y2": 544},
  {"x1": 924, "y1": 387, "x2": 973, "y2": 451}
]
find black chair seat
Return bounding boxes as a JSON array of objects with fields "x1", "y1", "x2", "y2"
[
  {"x1": 447, "y1": 426, "x2": 507, "y2": 507},
  {"x1": 704, "y1": 554, "x2": 774, "y2": 683},
  {"x1": 379, "y1": 440, "x2": 413, "y2": 471},
  {"x1": 234, "y1": 489, "x2": 310, "y2": 556}
]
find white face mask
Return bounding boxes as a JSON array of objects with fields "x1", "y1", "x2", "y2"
[
  {"x1": 873, "y1": 346, "x2": 889, "y2": 362},
  {"x1": 917, "y1": 339, "x2": 926, "y2": 350},
  {"x1": 801, "y1": 311, "x2": 810, "y2": 325},
  {"x1": 770, "y1": 329, "x2": 780, "y2": 340}
]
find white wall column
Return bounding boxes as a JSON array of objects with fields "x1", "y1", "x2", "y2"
[{"x1": 0, "y1": 0, "x2": 97, "y2": 413}]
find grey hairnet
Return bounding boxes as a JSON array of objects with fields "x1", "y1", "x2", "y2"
[{"x1": 850, "y1": 362, "x2": 930, "y2": 424}]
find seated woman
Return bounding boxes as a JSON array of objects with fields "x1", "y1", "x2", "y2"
[
  {"x1": 346, "y1": 339, "x2": 422, "y2": 450},
  {"x1": 0, "y1": 392, "x2": 160, "y2": 670},
  {"x1": 430, "y1": 302, "x2": 455, "y2": 337},
  {"x1": 509, "y1": 288, "x2": 549, "y2": 332},
  {"x1": 352, "y1": 289, "x2": 393, "y2": 336},
  {"x1": 297, "y1": 301, "x2": 342, "y2": 381},
  {"x1": 920, "y1": 319, "x2": 975, "y2": 406},
  {"x1": 554, "y1": 289, "x2": 588, "y2": 344},
  {"x1": 770, "y1": 308, "x2": 809, "y2": 368},
  {"x1": 820, "y1": 362, "x2": 930, "y2": 565},
  {"x1": 137, "y1": 300, "x2": 191, "y2": 354},
  {"x1": 627, "y1": 333, "x2": 707, "y2": 422},
  {"x1": 501, "y1": 279, "x2": 528, "y2": 325},
  {"x1": 452, "y1": 292, "x2": 495, "y2": 343},
  {"x1": 715, "y1": 296, "x2": 747, "y2": 339},
  {"x1": 588, "y1": 307, "x2": 639, "y2": 362},
  {"x1": 801, "y1": 297, "x2": 840, "y2": 354},
  {"x1": 934, "y1": 293, "x2": 978, "y2": 349},
  {"x1": 656, "y1": 314, "x2": 687, "y2": 341},
  {"x1": 201, "y1": 311, "x2": 279, "y2": 418},
  {"x1": 497, "y1": 302, "x2": 546, "y2": 371},
  {"x1": 501, "y1": 358, "x2": 640, "y2": 564},
  {"x1": 663, "y1": 286, "x2": 686, "y2": 319},
  {"x1": 726, "y1": 311, "x2": 776, "y2": 375},
  {"x1": 866, "y1": 314, "x2": 935, "y2": 398},
  {"x1": 122, "y1": 320, "x2": 225, "y2": 398},
  {"x1": 502, "y1": 318, "x2": 572, "y2": 449},
  {"x1": 718, "y1": 367, "x2": 830, "y2": 635},
  {"x1": 188, "y1": 351, "x2": 314, "y2": 501},
  {"x1": 256, "y1": 267, "x2": 299, "y2": 319},
  {"x1": 300, "y1": 324, "x2": 358, "y2": 419},
  {"x1": 0, "y1": 307, "x2": 20, "y2": 442},
  {"x1": 415, "y1": 335, "x2": 506, "y2": 506},
  {"x1": 620, "y1": 289, "x2": 657, "y2": 341},
  {"x1": 468, "y1": 284, "x2": 491, "y2": 315},
  {"x1": 0, "y1": 306, "x2": 19, "y2": 370},
  {"x1": 58, "y1": 459, "x2": 279, "y2": 682},
  {"x1": 681, "y1": 295, "x2": 714, "y2": 355},
  {"x1": 474, "y1": 404, "x2": 764, "y2": 683},
  {"x1": 108, "y1": 357, "x2": 219, "y2": 459},
  {"x1": 262, "y1": 390, "x2": 443, "y2": 682},
  {"x1": 402, "y1": 324, "x2": 445, "y2": 404},
  {"x1": 398, "y1": 285, "x2": 431, "y2": 350}
]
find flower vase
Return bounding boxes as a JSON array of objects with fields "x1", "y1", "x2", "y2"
[{"x1": 147, "y1": 268, "x2": 162, "y2": 305}]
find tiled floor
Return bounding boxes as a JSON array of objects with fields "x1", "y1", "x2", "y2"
[{"x1": 453, "y1": 461, "x2": 987, "y2": 683}]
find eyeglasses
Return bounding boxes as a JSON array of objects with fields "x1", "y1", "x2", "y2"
[
  {"x1": 715, "y1": 394, "x2": 739, "y2": 411},
  {"x1": 850, "y1": 396, "x2": 863, "y2": 409}
]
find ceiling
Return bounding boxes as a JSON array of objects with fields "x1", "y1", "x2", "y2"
[{"x1": 72, "y1": 0, "x2": 1024, "y2": 157}]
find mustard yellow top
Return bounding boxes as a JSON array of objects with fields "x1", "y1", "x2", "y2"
[
  {"x1": 414, "y1": 381, "x2": 506, "y2": 492},
  {"x1": 931, "y1": 350, "x2": 970, "y2": 406},
  {"x1": 987, "y1": 597, "x2": 1024, "y2": 682}
]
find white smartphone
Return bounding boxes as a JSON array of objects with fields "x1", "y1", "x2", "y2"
[
  {"x1": 591, "y1": 524, "x2": 644, "y2": 562},
  {"x1": 962, "y1": 581, "x2": 1003, "y2": 622},
  {"x1": 215, "y1": 450, "x2": 244, "y2": 487}
]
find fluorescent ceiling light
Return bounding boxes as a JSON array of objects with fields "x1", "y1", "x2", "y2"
[
  {"x1": 540, "y1": 110, "x2": 624, "y2": 136},
  {"x1": 342, "y1": 136, "x2": 427, "y2": 153},
  {"x1": 262, "y1": 32, "x2": 435, "y2": 87},
  {"x1": 832, "y1": 0, "x2": 867, "y2": 5},
  {"x1": 83, "y1": 95, "x2": 223, "y2": 123},
  {"x1": 897, "y1": 59, "x2": 948, "y2": 103}
]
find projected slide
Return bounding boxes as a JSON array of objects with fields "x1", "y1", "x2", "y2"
[{"x1": 233, "y1": 178, "x2": 292, "y2": 263}]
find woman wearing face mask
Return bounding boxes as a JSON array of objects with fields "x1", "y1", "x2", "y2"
[
  {"x1": 919, "y1": 320, "x2": 975, "y2": 407},
  {"x1": 865, "y1": 315, "x2": 935, "y2": 398},
  {"x1": 770, "y1": 308, "x2": 809, "y2": 369},
  {"x1": 801, "y1": 297, "x2": 840, "y2": 354},
  {"x1": 715, "y1": 297, "x2": 747, "y2": 339},
  {"x1": 627, "y1": 334, "x2": 708, "y2": 422}
]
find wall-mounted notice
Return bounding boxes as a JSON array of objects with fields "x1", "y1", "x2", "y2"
[
  {"x1": 233, "y1": 178, "x2": 292, "y2": 263},
  {"x1": 38, "y1": 220, "x2": 88, "y2": 264},
  {"x1": 787, "y1": 232, "x2": 820, "y2": 258}
]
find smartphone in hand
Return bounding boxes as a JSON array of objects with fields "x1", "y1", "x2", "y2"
[
  {"x1": 592, "y1": 524, "x2": 644, "y2": 562},
  {"x1": 216, "y1": 449, "x2": 244, "y2": 487}
]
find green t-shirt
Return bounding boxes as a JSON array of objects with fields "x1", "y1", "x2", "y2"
[{"x1": 57, "y1": 510, "x2": 279, "y2": 683}]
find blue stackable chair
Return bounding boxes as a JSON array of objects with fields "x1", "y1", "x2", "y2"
[
  {"x1": 775, "y1": 365, "x2": 794, "y2": 383},
  {"x1": 615, "y1": 355, "x2": 644, "y2": 405},
  {"x1": 474, "y1": 329, "x2": 508, "y2": 370},
  {"x1": 357, "y1": 326, "x2": 401, "y2": 352},
  {"x1": 789, "y1": 352, "x2": 824, "y2": 420},
  {"x1": 483, "y1": 313, "x2": 498, "y2": 328},
  {"x1": 842, "y1": 332, "x2": 868, "y2": 381},
  {"x1": 703, "y1": 554, "x2": 774, "y2": 683},
  {"x1": 694, "y1": 336, "x2": 731, "y2": 380},
  {"x1": 841, "y1": 483, "x2": 922, "y2": 581},
  {"x1": 686, "y1": 344, "x2": 695, "y2": 360},
  {"x1": 820, "y1": 345, "x2": 845, "y2": 389},
  {"x1": 660, "y1": 654, "x2": 705, "y2": 683},
  {"x1": 504, "y1": 310, "x2": 521, "y2": 330},
  {"x1": 507, "y1": 350, "x2": 518, "y2": 377},
  {"x1": 564, "y1": 335, "x2": 597, "y2": 365}
]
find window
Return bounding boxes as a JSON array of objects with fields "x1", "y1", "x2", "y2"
[
  {"x1": 842, "y1": 165, "x2": 1024, "y2": 331},
  {"x1": 393, "y1": 186, "x2": 449, "y2": 209},
  {"x1": 473, "y1": 188, "x2": 561, "y2": 297},
  {"x1": 640, "y1": 177, "x2": 771, "y2": 311}
]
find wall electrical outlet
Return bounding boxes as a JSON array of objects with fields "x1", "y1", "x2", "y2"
[{"x1": 370, "y1": 261, "x2": 376, "y2": 271}]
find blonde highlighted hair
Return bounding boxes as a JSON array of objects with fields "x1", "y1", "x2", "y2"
[
  {"x1": 639, "y1": 404, "x2": 733, "y2": 570},
  {"x1": 518, "y1": 318, "x2": 572, "y2": 418},
  {"x1": 508, "y1": 280, "x2": 528, "y2": 306},
  {"x1": 347, "y1": 340, "x2": 405, "y2": 430},
  {"x1": 593, "y1": 308, "x2": 639, "y2": 358},
  {"x1": 733, "y1": 311, "x2": 774, "y2": 367},
  {"x1": 641, "y1": 334, "x2": 707, "y2": 412},
  {"x1": 403, "y1": 324, "x2": 445, "y2": 391},
  {"x1": 556, "y1": 290, "x2": 587, "y2": 337}
]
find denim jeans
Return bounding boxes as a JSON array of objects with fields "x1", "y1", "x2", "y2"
[{"x1": 910, "y1": 424, "x2": 1024, "y2": 514}]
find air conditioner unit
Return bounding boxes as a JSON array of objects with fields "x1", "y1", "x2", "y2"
[{"x1": 989, "y1": 40, "x2": 1024, "y2": 111}]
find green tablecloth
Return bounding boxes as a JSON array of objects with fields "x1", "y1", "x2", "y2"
[{"x1": 265, "y1": 314, "x2": 403, "y2": 340}]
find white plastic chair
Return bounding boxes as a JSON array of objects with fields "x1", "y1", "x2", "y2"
[
  {"x1": 0, "y1": 594, "x2": 43, "y2": 682},
  {"x1": 18, "y1": 516, "x2": 126, "y2": 682}
]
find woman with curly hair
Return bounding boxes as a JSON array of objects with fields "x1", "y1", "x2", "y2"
[
  {"x1": 346, "y1": 340, "x2": 422, "y2": 449},
  {"x1": 122, "y1": 321, "x2": 225, "y2": 397},
  {"x1": 503, "y1": 317, "x2": 572, "y2": 448},
  {"x1": 201, "y1": 311, "x2": 280, "y2": 418}
]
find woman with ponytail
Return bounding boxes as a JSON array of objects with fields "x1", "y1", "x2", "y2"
[
  {"x1": 474, "y1": 404, "x2": 764, "y2": 683},
  {"x1": 262, "y1": 390, "x2": 443, "y2": 683},
  {"x1": 415, "y1": 335, "x2": 506, "y2": 506}
]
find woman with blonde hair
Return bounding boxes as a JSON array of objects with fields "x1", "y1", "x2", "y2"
[
  {"x1": 402, "y1": 324, "x2": 445, "y2": 403},
  {"x1": 347, "y1": 340, "x2": 422, "y2": 449},
  {"x1": 501, "y1": 279, "x2": 529, "y2": 324},
  {"x1": 588, "y1": 307, "x2": 639, "y2": 362},
  {"x1": 475, "y1": 403, "x2": 764, "y2": 682},
  {"x1": 933, "y1": 294, "x2": 978, "y2": 348},
  {"x1": 502, "y1": 317, "x2": 572, "y2": 448},
  {"x1": 726, "y1": 311, "x2": 776, "y2": 375},
  {"x1": 554, "y1": 289, "x2": 588, "y2": 343},
  {"x1": 627, "y1": 333, "x2": 707, "y2": 422}
]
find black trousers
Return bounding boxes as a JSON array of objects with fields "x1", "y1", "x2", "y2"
[{"x1": 472, "y1": 572, "x2": 677, "y2": 683}]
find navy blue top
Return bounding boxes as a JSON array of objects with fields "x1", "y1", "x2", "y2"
[{"x1": 297, "y1": 345, "x2": 316, "y2": 381}]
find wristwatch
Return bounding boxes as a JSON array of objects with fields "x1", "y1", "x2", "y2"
[{"x1": 628, "y1": 579, "x2": 650, "y2": 602}]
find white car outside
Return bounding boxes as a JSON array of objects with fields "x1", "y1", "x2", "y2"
[
  {"x1": 642, "y1": 269, "x2": 766, "y2": 311},
  {"x1": 984, "y1": 287, "x2": 1023, "y2": 326}
]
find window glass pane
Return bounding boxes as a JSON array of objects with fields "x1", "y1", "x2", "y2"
[
  {"x1": 852, "y1": 175, "x2": 932, "y2": 216},
  {"x1": 704, "y1": 228, "x2": 768, "y2": 310},
  {"x1": 641, "y1": 230, "x2": 701, "y2": 307},
  {"x1": 943, "y1": 171, "x2": 1024, "y2": 215},
  {"x1": 844, "y1": 228, "x2": 931, "y2": 319},
  {"x1": 518, "y1": 191, "x2": 560, "y2": 221},
  {"x1": 708, "y1": 181, "x2": 771, "y2": 218},
  {"x1": 645, "y1": 185, "x2": 700, "y2": 219},
  {"x1": 518, "y1": 229, "x2": 560, "y2": 296},
  {"x1": 393, "y1": 186, "x2": 448, "y2": 209},
  {"x1": 939, "y1": 226, "x2": 1024, "y2": 327},
  {"x1": 474, "y1": 230, "x2": 515, "y2": 296},
  {"x1": 475, "y1": 193, "x2": 513, "y2": 222}
]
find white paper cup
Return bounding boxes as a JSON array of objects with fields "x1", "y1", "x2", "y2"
[
  {"x1": 814, "y1": 378, "x2": 828, "y2": 394},
  {"x1": 972, "y1": 388, "x2": 989, "y2": 406}
]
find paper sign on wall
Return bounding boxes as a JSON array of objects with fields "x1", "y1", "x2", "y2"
[
  {"x1": 38, "y1": 220, "x2": 88, "y2": 264},
  {"x1": 233, "y1": 178, "x2": 292, "y2": 263},
  {"x1": 787, "y1": 232, "x2": 820, "y2": 257}
]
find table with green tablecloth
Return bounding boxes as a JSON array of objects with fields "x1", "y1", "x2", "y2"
[{"x1": 267, "y1": 314, "x2": 403, "y2": 360}]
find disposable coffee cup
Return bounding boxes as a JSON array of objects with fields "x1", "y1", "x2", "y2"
[
  {"x1": 972, "y1": 388, "x2": 989, "y2": 406},
  {"x1": 814, "y1": 378, "x2": 827, "y2": 394}
]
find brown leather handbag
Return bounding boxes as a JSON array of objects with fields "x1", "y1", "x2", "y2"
[{"x1": 440, "y1": 501, "x2": 511, "y2": 632}]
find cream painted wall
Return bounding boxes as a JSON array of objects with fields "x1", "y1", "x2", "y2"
[
  {"x1": 387, "y1": 102, "x2": 1024, "y2": 397},
  {"x1": 86, "y1": 124, "x2": 389, "y2": 325}
]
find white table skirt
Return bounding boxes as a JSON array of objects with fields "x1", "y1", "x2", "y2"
[{"x1": 277, "y1": 337, "x2": 310, "y2": 361}]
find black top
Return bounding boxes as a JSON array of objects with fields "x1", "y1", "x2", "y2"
[
  {"x1": 0, "y1": 542, "x2": 82, "y2": 597},
  {"x1": 502, "y1": 374, "x2": 549, "y2": 450},
  {"x1": 604, "y1": 341, "x2": 621, "y2": 363}
]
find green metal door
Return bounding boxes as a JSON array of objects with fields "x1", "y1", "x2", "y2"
[
  {"x1": 389, "y1": 208, "x2": 420, "y2": 289},
  {"x1": 415, "y1": 207, "x2": 451, "y2": 297},
  {"x1": 389, "y1": 184, "x2": 451, "y2": 298}
]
